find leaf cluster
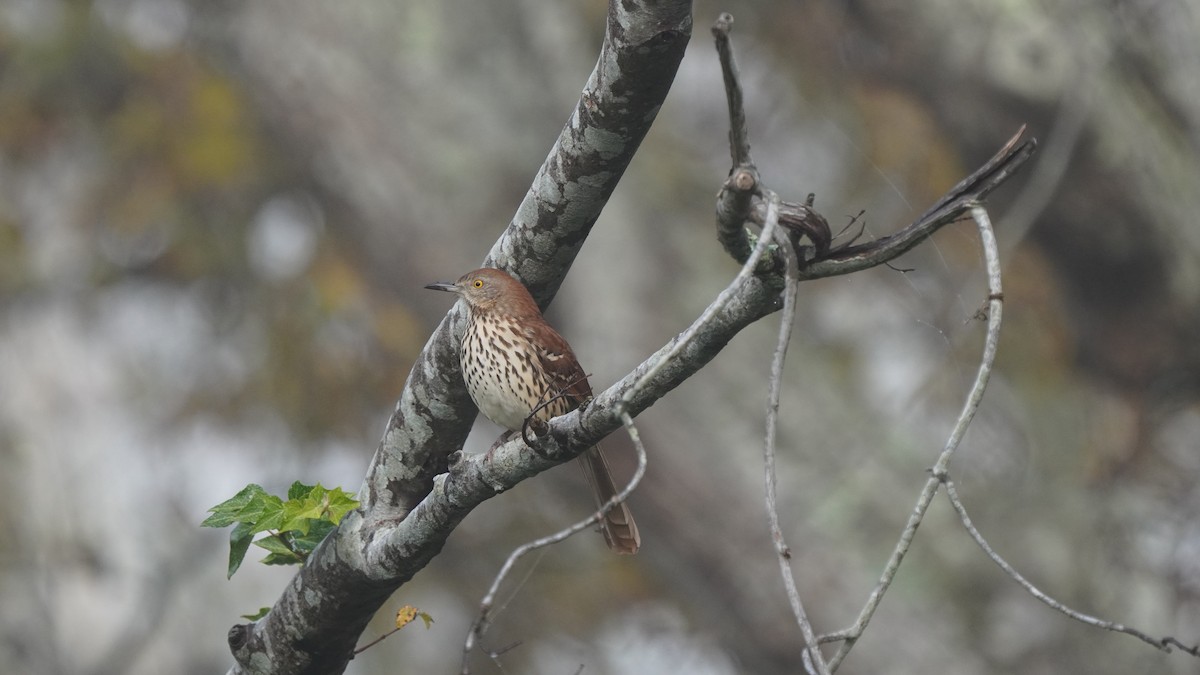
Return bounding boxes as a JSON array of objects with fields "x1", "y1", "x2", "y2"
[{"x1": 202, "y1": 482, "x2": 359, "y2": 579}]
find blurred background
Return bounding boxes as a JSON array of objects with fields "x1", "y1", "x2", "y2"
[{"x1": 2, "y1": 0, "x2": 1199, "y2": 673}]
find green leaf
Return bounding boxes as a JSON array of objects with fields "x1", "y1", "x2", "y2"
[
  {"x1": 278, "y1": 515, "x2": 314, "y2": 536},
  {"x1": 241, "y1": 607, "x2": 271, "y2": 621},
  {"x1": 289, "y1": 519, "x2": 336, "y2": 557},
  {"x1": 255, "y1": 532, "x2": 304, "y2": 566},
  {"x1": 205, "y1": 481, "x2": 359, "y2": 578},
  {"x1": 227, "y1": 520, "x2": 254, "y2": 579},
  {"x1": 202, "y1": 484, "x2": 268, "y2": 528},
  {"x1": 280, "y1": 497, "x2": 325, "y2": 533},
  {"x1": 323, "y1": 487, "x2": 359, "y2": 523},
  {"x1": 259, "y1": 550, "x2": 304, "y2": 566},
  {"x1": 253, "y1": 533, "x2": 296, "y2": 556},
  {"x1": 287, "y1": 480, "x2": 316, "y2": 501},
  {"x1": 246, "y1": 494, "x2": 287, "y2": 535},
  {"x1": 233, "y1": 491, "x2": 280, "y2": 520},
  {"x1": 279, "y1": 484, "x2": 358, "y2": 532}
]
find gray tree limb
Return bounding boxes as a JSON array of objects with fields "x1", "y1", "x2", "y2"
[
  {"x1": 223, "y1": 2, "x2": 1035, "y2": 672},
  {"x1": 226, "y1": 2, "x2": 691, "y2": 673}
]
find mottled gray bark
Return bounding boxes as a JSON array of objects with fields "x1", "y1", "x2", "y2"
[
  {"x1": 223, "y1": 2, "x2": 1035, "y2": 672},
  {"x1": 226, "y1": 1, "x2": 693, "y2": 673}
]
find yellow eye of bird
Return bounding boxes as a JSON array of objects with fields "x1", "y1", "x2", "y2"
[{"x1": 473, "y1": 279, "x2": 483, "y2": 288}]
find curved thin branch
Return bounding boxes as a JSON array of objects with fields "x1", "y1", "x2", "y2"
[
  {"x1": 460, "y1": 411, "x2": 649, "y2": 673},
  {"x1": 822, "y1": 203, "x2": 1005, "y2": 671},
  {"x1": 759, "y1": 190, "x2": 829, "y2": 675},
  {"x1": 941, "y1": 477, "x2": 1198, "y2": 658},
  {"x1": 802, "y1": 128, "x2": 1036, "y2": 280}
]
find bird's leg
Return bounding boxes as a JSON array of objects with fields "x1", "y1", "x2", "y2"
[
  {"x1": 484, "y1": 430, "x2": 516, "y2": 463},
  {"x1": 521, "y1": 375, "x2": 589, "y2": 457},
  {"x1": 520, "y1": 415, "x2": 552, "y2": 458}
]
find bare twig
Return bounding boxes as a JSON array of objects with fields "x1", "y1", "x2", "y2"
[
  {"x1": 940, "y1": 477, "x2": 1199, "y2": 658},
  {"x1": 712, "y1": 14, "x2": 767, "y2": 267},
  {"x1": 822, "y1": 204, "x2": 1005, "y2": 670},
  {"x1": 830, "y1": 210, "x2": 867, "y2": 246},
  {"x1": 461, "y1": 411, "x2": 649, "y2": 673},
  {"x1": 1164, "y1": 638, "x2": 1200, "y2": 658},
  {"x1": 352, "y1": 630, "x2": 392, "y2": 656},
  {"x1": 712, "y1": 12, "x2": 751, "y2": 168},
  {"x1": 802, "y1": 128, "x2": 1035, "y2": 280},
  {"x1": 760, "y1": 189, "x2": 830, "y2": 675}
]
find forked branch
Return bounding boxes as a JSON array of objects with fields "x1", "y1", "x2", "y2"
[
  {"x1": 703, "y1": 12, "x2": 1192, "y2": 675},
  {"x1": 817, "y1": 204, "x2": 1006, "y2": 671}
]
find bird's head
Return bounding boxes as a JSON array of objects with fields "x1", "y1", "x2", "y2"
[{"x1": 424, "y1": 267, "x2": 537, "y2": 316}]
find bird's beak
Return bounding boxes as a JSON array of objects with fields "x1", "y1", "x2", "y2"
[{"x1": 424, "y1": 281, "x2": 458, "y2": 293}]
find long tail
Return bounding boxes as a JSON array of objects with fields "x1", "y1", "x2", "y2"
[{"x1": 577, "y1": 444, "x2": 640, "y2": 555}]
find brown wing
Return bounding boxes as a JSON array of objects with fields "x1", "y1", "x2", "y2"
[
  {"x1": 524, "y1": 324, "x2": 640, "y2": 555},
  {"x1": 525, "y1": 322, "x2": 592, "y2": 412}
]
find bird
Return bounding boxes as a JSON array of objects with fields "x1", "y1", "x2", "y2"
[{"x1": 425, "y1": 267, "x2": 640, "y2": 555}]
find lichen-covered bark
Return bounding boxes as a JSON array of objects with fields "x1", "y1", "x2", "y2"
[
  {"x1": 226, "y1": 2, "x2": 693, "y2": 673},
  {"x1": 488, "y1": 6, "x2": 694, "y2": 303},
  {"x1": 224, "y1": 1, "x2": 1033, "y2": 671}
]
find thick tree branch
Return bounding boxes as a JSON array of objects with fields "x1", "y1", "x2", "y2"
[
  {"x1": 226, "y1": 2, "x2": 692, "y2": 673},
  {"x1": 225, "y1": 5, "x2": 1037, "y2": 673}
]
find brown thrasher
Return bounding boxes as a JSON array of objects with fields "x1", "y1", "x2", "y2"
[{"x1": 425, "y1": 267, "x2": 640, "y2": 555}]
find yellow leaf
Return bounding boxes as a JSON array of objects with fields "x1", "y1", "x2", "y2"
[
  {"x1": 395, "y1": 605, "x2": 418, "y2": 629},
  {"x1": 393, "y1": 605, "x2": 433, "y2": 630}
]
